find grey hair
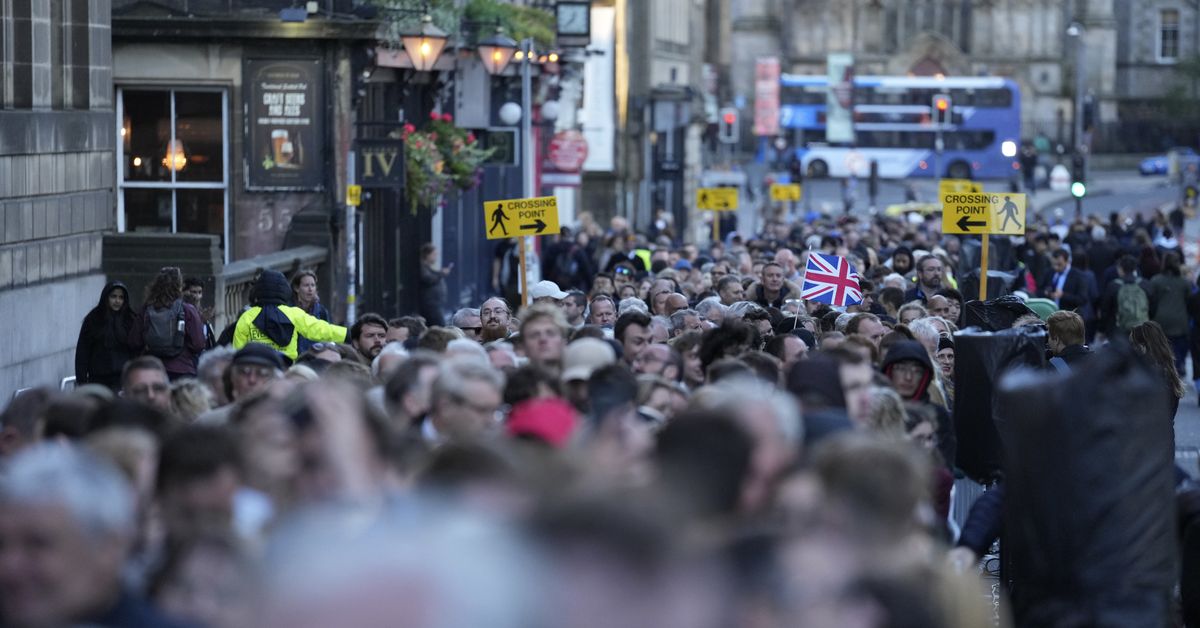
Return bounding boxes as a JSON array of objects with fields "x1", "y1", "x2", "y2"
[
  {"x1": 882, "y1": 273, "x2": 907, "y2": 290},
  {"x1": 484, "y1": 340, "x2": 520, "y2": 363},
  {"x1": 617, "y1": 296, "x2": 649, "y2": 316},
  {"x1": 445, "y1": 338, "x2": 489, "y2": 365},
  {"x1": 197, "y1": 346, "x2": 236, "y2": 380},
  {"x1": 908, "y1": 317, "x2": 941, "y2": 349},
  {"x1": 262, "y1": 503, "x2": 539, "y2": 628},
  {"x1": 451, "y1": 307, "x2": 481, "y2": 327},
  {"x1": 371, "y1": 342, "x2": 411, "y2": 378},
  {"x1": 433, "y1": 357, "x2": 506, "y2": 404},
  {"x1": 0, "y1": 444, "x2": 135, "y2": 539},
  {"x1": 649, "y1": 315, "x2": 671, "y2": 336},
  {"x1": 668, "y1": 308, "x2": 699, "y2": 333},
  {"x1": 834, "y1": 312, "x2": 855, "y2": 333},
  {"x1": 691, "y1": 375, "x2": 803, "y2": 445},
  {"x1": 695, "y1": 296, "x2": 727, "y2": 319},
  {"x1": 726, "y1": 301, "x2": 764, "y2": 319}
]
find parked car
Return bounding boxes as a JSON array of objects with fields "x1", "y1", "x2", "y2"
[{"x1": 1139, "y1": 147, "x2": 1200, "y2": 176}]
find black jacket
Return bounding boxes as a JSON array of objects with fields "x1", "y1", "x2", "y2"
[
  {"x1": 1039, "y1": 267, "x2": 1091, "y2": 315},
  {"x1": 75, "y1": 281, "x2": 135, "y2": 387},
  {"x1": 882, "y1": 341, "x2": 957, "y2": 467}
]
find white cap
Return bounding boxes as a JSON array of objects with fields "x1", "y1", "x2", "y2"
[{"x1": 529, "y1": 280, "x2": 568, "y2": 301}]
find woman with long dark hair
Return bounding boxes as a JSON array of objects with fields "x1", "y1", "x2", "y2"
[
  {"x1": 74, "y1": 281, "x2": 136, "y2": 390},
  {"x1": 1130, "y1": 320, "x2": 1184, "y2": 428},
  {"x1": 130, "y1": 267, "x2": 206, "y2": 380}
]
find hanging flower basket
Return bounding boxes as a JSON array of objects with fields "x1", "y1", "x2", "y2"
[{"x1": 403, "y1": 112, "x2": 493, "y2": 213}]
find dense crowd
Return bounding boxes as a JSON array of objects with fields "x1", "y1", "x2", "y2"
[{"x1": 3, "y1": 204, "x2": 1199, "y2": 627}]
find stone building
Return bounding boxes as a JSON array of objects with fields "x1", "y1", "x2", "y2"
[
  {"x1": 728, "y1": 0, "x2": 1200, "y2": 151},
  {"x1": 0, "y1": 0, "x2": 115, "y2": 398}
]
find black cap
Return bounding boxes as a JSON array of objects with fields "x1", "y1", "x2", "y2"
[{"x1": 233, "y1": 343, "x2": 286, "y2": 370}]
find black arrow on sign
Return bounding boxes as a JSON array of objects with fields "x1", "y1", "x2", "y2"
[
  {"x1": 956, "y1": 215, "x2": 986, "y2": 231},
  {"x1": 521, "y1": 218, "x2": 548, "y2": 234}
]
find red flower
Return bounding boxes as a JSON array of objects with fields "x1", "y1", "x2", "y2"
[
  {"x1": 403, "y1": 123, "x2": 416, "y2": 133},
  {"x1": 467, "y1": 132, "x2": 476, "y2": 143},
  {"x1": 430, "y1": 111, "x2": 441, "y2": 121},
  {"x1": 441, "y1": 113, "x2": 453, "y2": 122}
]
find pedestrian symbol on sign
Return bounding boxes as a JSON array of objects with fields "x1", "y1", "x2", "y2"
[
  {"x1": 999, "y1": 196, "x2": 1020, "y2": 232},
  {"x1": 489, "y1": 204, "x2": 509, "y2": 236}
]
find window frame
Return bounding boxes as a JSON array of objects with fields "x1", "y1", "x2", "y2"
[
  {"x1": 1158, "y1": 8, "x2": 1181, "y2": 64},
  {"x1": 116, "y1": 86, "x2": 231, "y2": 263}
]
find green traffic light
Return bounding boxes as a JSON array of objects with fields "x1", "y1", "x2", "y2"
[{"x1": 1070, "y1": 181, "x2": 1086, "y2": 198}]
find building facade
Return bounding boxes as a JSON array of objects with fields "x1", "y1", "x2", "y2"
[
  {"x1": 728, "y1": 0, "x2": 1200, "y2": 153},
  {"x1": 0, "y1": 0, "x2": 115, "y2": 398}
]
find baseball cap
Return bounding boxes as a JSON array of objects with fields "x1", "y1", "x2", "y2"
[
  {"x1": 530, "y1": 280, "x2": 569, "y2": 301},
  {"x1": 506, "y1": 398, "x2": 578, "y2": 448},
  {"x1": 232, "y1": 343, "x2": 286, "y2": 370},
  {"x1": 560, "y1": 337, "x2": 616, "y2": 382}
]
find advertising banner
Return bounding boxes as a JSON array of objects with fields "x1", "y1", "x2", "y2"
[
  {"x1": 245, "y1": 59, "x2": 325, "y2": 190},
  {"x1": 826, "y1": 53, "x2": 855, "y2": 144}
]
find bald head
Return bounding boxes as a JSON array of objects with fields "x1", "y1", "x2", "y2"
[{"x1": 664, "y1": 293, "x2": 688, "y2": 315}]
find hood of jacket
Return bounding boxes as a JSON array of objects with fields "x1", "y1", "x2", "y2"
[
  {"x1": 881, "y1": 340, "x2": 935, "y2": 400},
  {"x1": 87, "y1": 281, "x2": 133, "y2": 323},
  {"x1": 254, "y1": 270, "x2": 292, "y2": 307},
  {"x1": 251, "y1": 270, "x2": 296, "y2": 346}
]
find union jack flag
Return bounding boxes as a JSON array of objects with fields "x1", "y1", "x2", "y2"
[{"x1": 801, "y1": 253, "x2": 862, "y2": 306}]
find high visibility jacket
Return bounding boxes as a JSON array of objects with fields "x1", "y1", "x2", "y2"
[{"x1": 233, "y1": 305, "x2": 348, "y2": 360}]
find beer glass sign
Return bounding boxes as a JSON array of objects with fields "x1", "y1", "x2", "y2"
[{"x1": 245, "y1": 59, "x2": 324, "y2": 189}]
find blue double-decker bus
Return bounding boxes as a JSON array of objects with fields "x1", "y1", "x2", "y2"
[{"x1": 780, "y1": 74, "x2": 1021, "y2": 180}]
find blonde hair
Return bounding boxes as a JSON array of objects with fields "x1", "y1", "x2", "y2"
[
  {"x1": 170, "y1": 378, "x2": 215, "y2": 422},
  {"x1": 865, "y1": 387, "x2": 908, "y2": 439}
]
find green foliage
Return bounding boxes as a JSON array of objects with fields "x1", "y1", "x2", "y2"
[
  {"x1": 463, "y1": 0, "x2": 555, "y2": 48},
  {"x1": 366, "y1": 0, "x2": 554, "y2": 49}
]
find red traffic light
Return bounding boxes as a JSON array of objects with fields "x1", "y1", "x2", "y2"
[{"x1": 722, "y1": 111, "x2": 737, "y2": 124}]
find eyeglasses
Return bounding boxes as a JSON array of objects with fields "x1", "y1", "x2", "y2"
[
  {"x1": 891, "y1": 363, "x2": 925, "y2": 378},
  {"x1": 460, "y1": 326, "x2": 482, "y2": 333},
  {"x1": 310, "y1": 343, "x2": 338, "y2": 352},
  {"x1": 235, "y1": 364, "x2": 277, "y2": 379}
]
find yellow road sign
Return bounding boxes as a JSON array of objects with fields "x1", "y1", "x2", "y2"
[
  {"x1": 769, "y1": 183, "x2": 802, "y2": 202},
  {"x1": 939, "y1": 178, "x2": 982, "y2": 197},
  {"x1": 346, "y1": 184, "x2": 362, "y2": 207},
  {"x1": 483, "y1": 196, "x2": 561, "y2": 240},
  {"x1": 942, "y1": 192, "x2": 1026, "y2": 235},
  {"x1": 696, "y1": 187, "x2": 738, "y2": 211}
]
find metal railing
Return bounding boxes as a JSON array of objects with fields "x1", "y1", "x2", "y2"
[{"x1": 217, "y1": 245, "x2": 329, "y2": 331}]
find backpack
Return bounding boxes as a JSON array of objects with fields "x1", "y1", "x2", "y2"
[
  {"x1": 144, "y1": 299, "x2": 186, "y2": 358},
  {"x1": 1115, "y1": 280, "x2": 1149, "y2": 331}
]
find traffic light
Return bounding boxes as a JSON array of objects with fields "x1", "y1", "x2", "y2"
[
  {"x1": 787, "y1": 153, "x2": 804, "y2": 183},
  {"x1": 932, "y1": 94, "x2": 952, "y2": 126},
  {"x1": 718, "y1": 107, "x2": 738, "y2": 144},
  {"x1": 1071, "y1": 152, "x2": 1086, "y2": 197}
]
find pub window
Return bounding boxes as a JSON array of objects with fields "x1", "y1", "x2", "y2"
[
  {"x1": 117, "y1": 88, "x2": 229, "y2": 262},
  {"x1": 1160, "y1": 9, "x2": 1181, "y2": 62}
]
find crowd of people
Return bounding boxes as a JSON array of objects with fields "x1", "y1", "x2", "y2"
[{"x1": 2, "y1": 204, "x2": 1199, "y2": 627}]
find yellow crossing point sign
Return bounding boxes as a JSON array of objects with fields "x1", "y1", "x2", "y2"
[
  {"x1": 770, "y1": 183, "x2": 802, "y2": 202},
  {"x1": 939, "y1": 178, "x2": 982, "y2": 197},
  {"x1": 346, "y1": 184, "x2": 362, "y2": 207},
  {"x1": 696, "y1": 187, "x2": 739, "y2": 211},
  {"x1": 483, "y1": 196, "x2": 561, "y2": 240},
  {"x1": 942, "y1": 192, "x2": 1027, "y2": 235}
]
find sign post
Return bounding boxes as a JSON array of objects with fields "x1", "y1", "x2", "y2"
[
  {"x1": 696, "y1": 187, "x2": 739, "y2": 243},
  {"x1": 483, "y1": 196, "x2": 562, "y2": 307},
  {"x1": 942, "y1": 190, "x2": 1027, "y2": 301}
]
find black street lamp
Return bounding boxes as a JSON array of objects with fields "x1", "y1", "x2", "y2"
[{"x1": 478, "y1": 28, "x2": 518, "y2": 76}]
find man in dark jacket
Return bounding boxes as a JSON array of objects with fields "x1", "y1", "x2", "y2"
[
  {"x1": 904, "y1": 256, "x2": 944, "y2": 304},
  {"x1": 1047, "y1": 310, "x2": 1091, "y2": 371},
  {"x1": 881, "y1": 340, "x2": 956, "y2": 467},
  {"x1": 75, "y1": 281, "x2": 136, "y2": 390}
]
